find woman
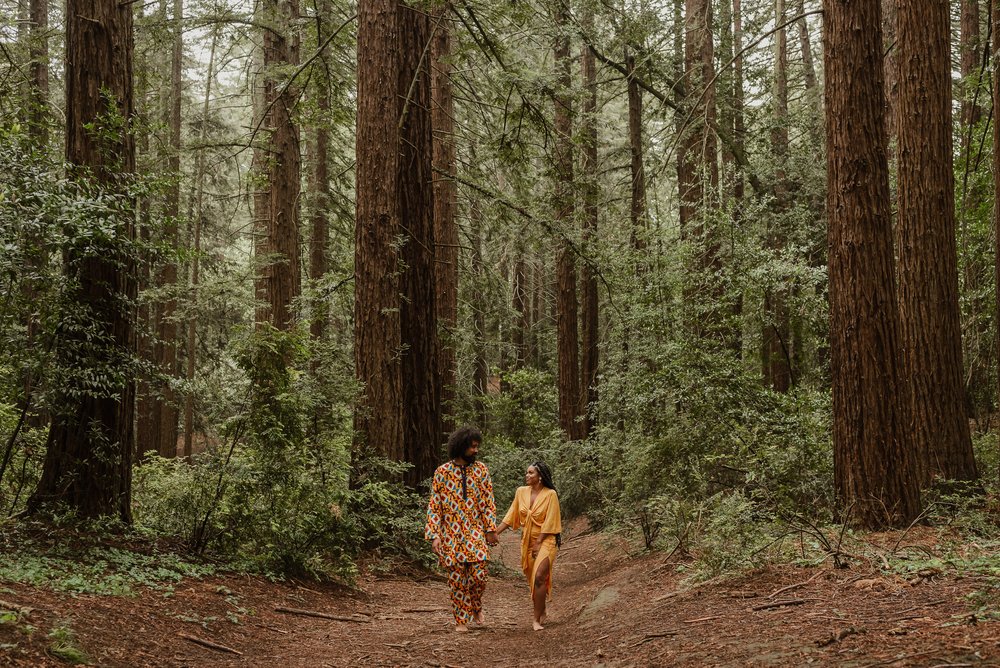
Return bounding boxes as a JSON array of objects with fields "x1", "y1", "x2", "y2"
[{"x1": 495, "y1": 461, "x2": 562, "y2": 631}]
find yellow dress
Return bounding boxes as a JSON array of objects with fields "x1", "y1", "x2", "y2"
[{"x1": 502, "y1": 485, "x2": 562, "y2": 599}]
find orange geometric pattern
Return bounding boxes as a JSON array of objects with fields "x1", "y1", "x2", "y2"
[{"x1": 424, "y1": 461, "x2": 497, "y2": 568}]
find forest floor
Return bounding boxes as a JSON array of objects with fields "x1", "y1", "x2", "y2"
[{"x1": 1, "y1": 519, "x2": 999, "y2": 667}]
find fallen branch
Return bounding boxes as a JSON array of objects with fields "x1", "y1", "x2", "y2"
[
  {"x1": 768, "y1": 571, "x2": 825, "y2": 599},
  {"x1": 178, "y1": 633, "x2": 243, "y2": 656},
  {"x1": 815, "y1": 626, "x2": 863, "y2": 647},
  {"x1": 683, "y1": 615, "x2": 721, "y2": 624},
  {"x1": 0, "y1": 599, "x2": 32, "y2": 616},
  {"x1": 275, "y1": 607, "x2": 371, "y2": 623},
  {"x1": 630, "y1": 631, "x2": 679, "y2": 648},
  {"x1": 751, "y1": 598, "x2": 812, "y2": 611}
]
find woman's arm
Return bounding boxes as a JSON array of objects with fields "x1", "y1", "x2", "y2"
[{"x1": 495, "y1": 521, "x2": 510, "y2": 535}]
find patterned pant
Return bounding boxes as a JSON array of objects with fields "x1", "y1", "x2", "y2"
[{"x1": 447, "y1": 561, "x2": 488, "y2": 625}]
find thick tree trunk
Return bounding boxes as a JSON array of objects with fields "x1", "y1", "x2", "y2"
[
  {"x1": 896, "y1": 0, "x2": 977, "y2": 484},
  {"x1": 554, "y1": 0, "x2": 582, "y2": 442},
  {"x1": 682, "y1": 0, "x2": 721, "y2": 335},
  {"x1": 29, "y1": 0, "x2": 136, "y2": 520},
  {"x1": 262, "y1": 0, "x2": 301, "y2": 331},
  {"x1": 825, "y1": 0, "x2": 920, "y2": 527},
  {"x1": 580, "y1": 23, "x2": 599, "y2": 437},
  {"x1": 354, "y1": 0, "x2": 403, "y2": 462},
  {"x1": 398, "y1": 1, "x2": 441, "y2": 488},
  {"x1": 431, "y1": 3, "x2": 458, "y2": 435}
]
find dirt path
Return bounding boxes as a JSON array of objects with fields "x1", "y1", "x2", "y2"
[{"x1": 2, "y1": 524, "x2": 999, "y2": 666}]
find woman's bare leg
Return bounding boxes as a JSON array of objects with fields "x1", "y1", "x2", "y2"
[{"x1": 532, "y1": 556, "x2": 551, "y2": 631}]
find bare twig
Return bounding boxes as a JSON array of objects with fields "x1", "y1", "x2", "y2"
[
  {"x1": 275, "y1": 607, "x2": 371, "y2": 623},
  {"x1": 178, "y1": 633, "x2": 243, "y2": 655},
  {"x1": 751, "y1": 598, "x2": 813, "y2": 611},
  {"x1": 768, "y1": 570, "x2": 825, "y2": 599}
]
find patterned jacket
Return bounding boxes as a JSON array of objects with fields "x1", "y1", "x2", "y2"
[{"x1": 424, "y1": 460, "x2": 497, "y2": 567}]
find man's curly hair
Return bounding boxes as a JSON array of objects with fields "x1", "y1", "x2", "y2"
[{"x1": 447, "y1": 425, "x2": 483, "y2": 460}]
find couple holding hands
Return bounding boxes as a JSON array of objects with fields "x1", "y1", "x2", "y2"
[{"x1": 424, "y1": 426, "x2": 562, "y2": 632}]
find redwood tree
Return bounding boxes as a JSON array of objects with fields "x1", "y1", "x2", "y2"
[
  {"x1": 895, "y1": 0, "x2": 977, "y2": 484},
  {"x1": 553, "y1": 0, "x2": 583, "y2": 441},
  {"x1": 29, "y1": 0, "x2": 137, "y2": 520},
  {"x1": 824, "y1": 0, "x2": 920, "y2": 527},
  {"x1": 398, "y1": 0, "x2": 441, "y2": 487},
  {"x1": 354, "y1": 0, "x2": 403, "y2": 462}
]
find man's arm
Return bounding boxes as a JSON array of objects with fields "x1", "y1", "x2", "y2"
[{"x1": 425, "y1": 469, "x2": 445, "y2": 552}]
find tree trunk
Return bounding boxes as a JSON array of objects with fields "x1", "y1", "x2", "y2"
[
  {"x1": 825, "y1": 0, "x2": 920, "y2": 527},
  {"x1": 27, "y1": 0, "x2": 48, "y2": 142},
  {"x1": 896, "y1": 0, "x2": 977, "y2": 484},
  {"x1": 994, "y1": 0, "x2": 1000, "y2": 439},
  {"x1": 882, "y1": 0, "x2": 897, "y2": 148},
  {"x1": 184, "y1": 30, "x2": 217, "y2": 462},
  {"x1": 153, "y1": 0, "x2": 183, "y2": 458},
  {"x1": 959, "y1": 0, "x2": 988, "y2": 422},
  {"x1": 682, "y1": 0, "x2": 721, "y2": 335},
  {"x1": 398, "y1": 1, "x2": 441, "y2": 488},
  {"x1": 354, "y1": 0, "x2": 403, "y2": 463},
  {"x1": 580, "y1": 21, "x2": 599, "y2": 437},
  {"x1": 29, "y1": 0, "x2": 136, "y2": 520},
  {"x1": 262, "y1": 0, "x2": 301, "y2": 331},
  {"x1": 554, "y1": 0, "x2": 582, "y2": 442},
  {"x1": 763, "y1": 0, "x2": 791, "y2": 393},
  {"x1": 432, "y1": 3, "x2": 458, "y2": 436},
  {"x1": 471, "y1": 202, "x2": 489, "y2": 429},
  {"x1": 627, "y1": 49, "x2": 647, "y2": 254},
  {"x1": 797, "y1": 0, "x2": 821, "y2": 144}
]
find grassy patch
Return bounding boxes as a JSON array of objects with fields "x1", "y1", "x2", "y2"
[{"x1": 47, "y1": 622, "x2": 90, "y2": 664}]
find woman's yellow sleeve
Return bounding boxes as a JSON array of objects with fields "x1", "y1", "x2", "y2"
[
  {"x1": 502, "y1": 489, "x2": 521, "y2": 529},
  {"x1": 540, "y1": 492, "x2": 562, "y2": 535}
]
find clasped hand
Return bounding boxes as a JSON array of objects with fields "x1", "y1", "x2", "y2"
[{"x1": 486, "y1": 531, "x2": 499, "y2": 546}]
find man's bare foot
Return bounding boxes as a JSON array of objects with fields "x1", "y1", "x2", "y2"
[
  {"x1": 473, "y1": 612, "x2": 485, "y2": 625},
  {"x1": 455, "y1": 623, "x2": 469, "y2": 633},
  {"x1": 533, "y1": 620, "x2": 545, "y2": 631}
]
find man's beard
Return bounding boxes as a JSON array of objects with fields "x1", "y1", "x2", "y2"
[{"x1": 463, "y1": 452, "x2": 477, "y2": 464}]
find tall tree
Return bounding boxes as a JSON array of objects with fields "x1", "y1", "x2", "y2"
[
  {"x1": 27, "y1": 0, "x2": 48, "y2": 141},
  {"x1": 553, "y1": 0, "x2": 583, "y2": 441},
  {"x1": 681, "y1": 0, "x2": 720, "y2": 334},
  {"x1": 28, "y1": 0, "x2": 136, "y2": 520},
  {"x1": 260, "y1": 0, "x2": 301, "y2": 330},
  {"x1": 398, "y1": 1, "x2": 441, "y2": 487},
  {"x1": 354, "y1": 0, "x2": 403, "y2": 462},
  {"x1": 580, "y1": 15, "x2": 600, "y2": 436},
  {"x1": 993, "y1": 0, "x2": 1000, "y2": 430},
  {"x1": 824, "y1": 0, "x2": 920, "y2": 527},
  {"x1": 895, "y1": 0, "x2": 977, "y2": 484},
  {"x1": 152, "y1": 0, "x2": 183, "y2": 458},
  {"x1": 762, "y1": 0, "x2": 791, "y2": 392},
  {"x1": 184, "y1": 30, "x2": 218, "y2": 461},
  {"x1": 432, "y1": 2, "x2": 459, "y2": 436}
]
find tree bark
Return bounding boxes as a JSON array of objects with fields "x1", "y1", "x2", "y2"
[
  {"x1": 896, "y1": 0, "x2": 977, "y2": 484},
  {"x1": 354, "y1": 0, "x2": 403, "y2": 463},
  {"x1": 184, "y1": 31, "x2": 217, "y2": 462},
  {"x1": 261, "y1": 0, "x2": 301, "y2": 331},
  {"x1": 431, "y1": 2, "x2": 458, "y2": 436},
  {"x1": 682, "y1": 0, "x2": 721, "y2": 336},
  {"x1": 580, "y1": 20, "x2": 600, "y2": 437},
  {"x1": 824, "y1": 0, "x2": 920, "y2": 527},
  {"x1": 153, "y1": 0, "x2": 184, "y2": 458},
  {"x1": 554, "y1": 0, "x2": 582, "y2": 442},
  {"x1": 398, "y1": 1, "x2": 441, "y2": 488},
  {"x1": 763, "y1": 0, "x2": 791, "y2": 393},
  {"x1": 29, "y1": 0, "x2": 136, "y2": 520}
]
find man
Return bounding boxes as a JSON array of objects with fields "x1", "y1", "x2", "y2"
[{"x1": 425, "y1": 425, "x2": 499, "y2": 632}]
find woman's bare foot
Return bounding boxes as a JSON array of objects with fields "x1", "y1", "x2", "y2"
[
  {"x1": 473, "y1": 611, "x2": 485, "y2": 625},
  {"x1": 454, "y1": 623, "x2": 469, "y2": 633},
  {"x1": 533, "y1": 620, "x2": 545, "y2": 631}
]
